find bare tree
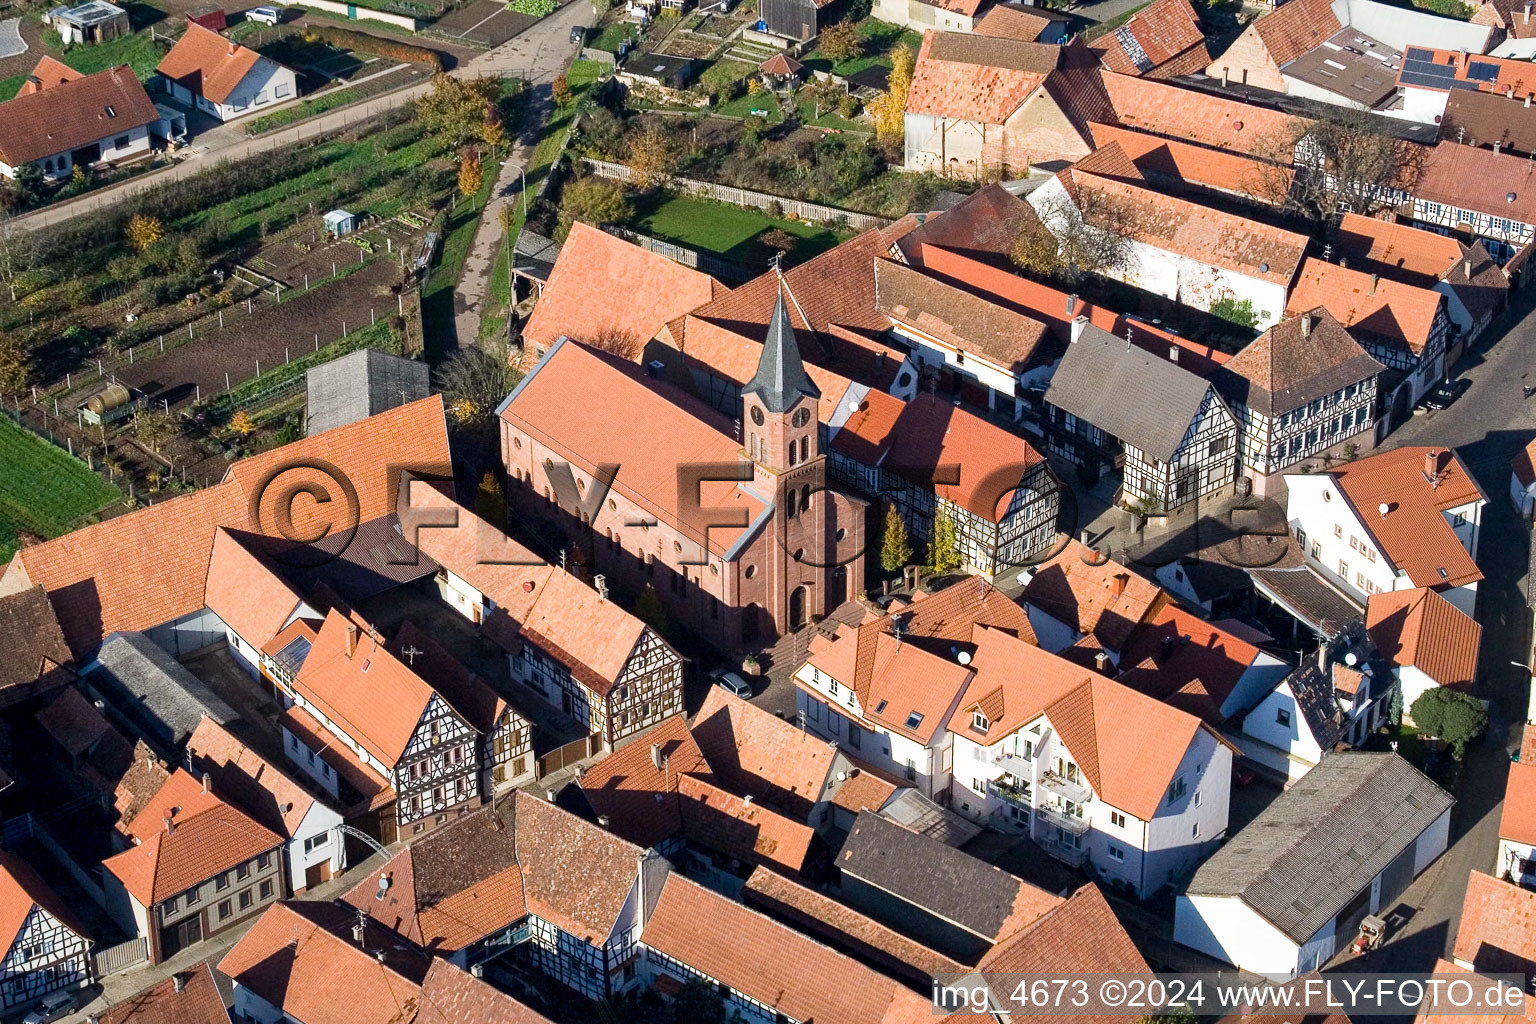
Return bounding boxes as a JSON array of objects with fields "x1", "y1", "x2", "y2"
[
  {"x1": 1247, "y1": 106, "x2": 1426, "y2": 222},
  {"x1": 0, "y1": 215, "x2": 35, "y2": 302},
  {"x1": 437, "y1": 338, "x2": 518, "y2": 431},
  {"x1": 1016, "y1": 184, "x2": 1135, "y2": 285}
]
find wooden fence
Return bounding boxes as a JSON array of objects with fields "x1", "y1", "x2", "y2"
[
  {"x1": 581, "y1": 159, "x2": 891, "y2": 231},
  {"x1": 536, "y1": 733, "x2": 601, "y2": 778},
  {"x1": 93, "y1": 938, "x2": 150, "y2": 978}
]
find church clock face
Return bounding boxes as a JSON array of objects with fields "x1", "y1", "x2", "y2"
[
  {"x1": 750, "y1": 406, "x2": 765, "y2": 426},
  {"x1": 792, "y1": 408, "x2": 810, "y2": 428}
]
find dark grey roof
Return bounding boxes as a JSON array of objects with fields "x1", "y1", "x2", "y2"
[
  {"x1": 1252, "y1": 564, "x2": 1363, "y2": 638},
  {"x1": 0, "y1": 585, "x2": 73, "y2": 691},
  {"x1": 1045, "y1": 322, "x2": 1224, "y2": 462},
  {"x1": 838, "y1": 810, "x2": 1026, "y2": 940},
  {"x1": 85, "y1": 632, "x2": 239, "y2": 753},
  {"x1": 304, "y1": 349, "x2": 430, "y2": 437},
  {"x1": 1186, "y1": 752, "x2": 1452, "y2": 943},
  {"x1": 1280, "y1": 658, "x2": 1345, "y2": 751},
  {"x1": 743, "y1": 287, "x2": 820, "y2": 414},
  {"x1": 512, "y1": 231, "x2": 561, "y2": 284}
]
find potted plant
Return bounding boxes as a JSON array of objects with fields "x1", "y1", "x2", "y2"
[{"x1": 741, "y1": 654, "x2": 760, "y2": 676}]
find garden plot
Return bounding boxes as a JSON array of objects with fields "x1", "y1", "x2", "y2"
[{"x1": 247, "y1": 216, "x2": 424, "y2": 289}]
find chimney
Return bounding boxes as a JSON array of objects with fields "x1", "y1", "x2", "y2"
[
  {"x1": 1168, "y1": 345, "x2": 1179, "y2": 363},
  {"x1": 1221, "y1": 66, "x2": 1230, "y2": 87},
  {"x1": 1080, "y1": 528, "x2": 1091, "y2": 544},
  {"x1": 1464, "y1": 258, "x2": 1473, "y2": 277},
  {"x1": 597, "y1": 814, "x2": 611, "y2": 828},
  {"x1": 1424, "y1": 449, "x2": 1440, "y2": 480},
  {"x1": 201, "y1": 772, "x2": 210, "y2": 794},
  {"x1": 173, "y1": 974, "x2": 186, "y2": 994},
  {"x1": 1160, "y1": 636, "x2": 1175, "y2": 660},
  {"x1": 1528, "y1": 94, "x2": 1533, "y2": 109},
  {"x1": 594, "y1": 574, "x2": 608, "y2": 601},
  {"x1": 1066, "y1": 293, "x2": 1078, "y2": 316},
  {"x1": 1301, "y1": 313, "x2": 1313, "y2": 337},
  {"x1": 228, "y1": 41, "x2": 236, "y2": 55},
  {"x1": 1094, "y1": 651, "x2": 1109, "y2": 672},
  {"x1": 650, "y1": 743, "x2": 663, "y2": 771},
  {"x1": 1069, "y1": 314, "x2": 1089, "y2": 345},
  {"x1": 163, "y1": 814, "x2": 175, "y2": 835},
  {"x1": 1525, "y1": 0, "x2": 1530, "y2": 21},
  {"x1": 352, "y1": 921, "x2": 366, "y2": 944},
  {"x1": 1496, "y1": 142, "x2": 1503, "y2": 156},
  {"x1": 1369, "y1": 273, "x2": 1379, "y2": 295},
  {"x1": 1111, "y1": 574, "x2": 1127, "y2": 597},
  {"x1": 345, "y1": 623, "x2": 358, "y2": 657},
  {"x1": 20, "y1": 74, "x2": 40, "y2": 96},
  {"x1": 1317, "y1": 645, "x2": 1329, "y2": 672}
]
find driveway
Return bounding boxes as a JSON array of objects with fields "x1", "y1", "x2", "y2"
[{"x1": 0, "y1": 17, "x2": 26, "y2": 59}]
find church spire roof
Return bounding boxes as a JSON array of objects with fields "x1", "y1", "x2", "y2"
[{"x1": 743, "y1": 279, "x2": 820, "y2": 414}]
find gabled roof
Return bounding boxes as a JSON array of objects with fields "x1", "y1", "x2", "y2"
[
  {"x1": 1366, "y1": 587, "x2": 1481, "y2": 689},
  {"x1": 344, "y1": 794, "x2": 523, "y2": 954},
  {"x1": 186, "y1": 716, "x2": 321, "y2": 840},
  {"x1": 99, "y1": 960, "x2": 230, "y2": 1024},
  {"x1": 1335, "y1": 211, "x2": 1467, "y2": 283},
  {"x1": 1045, "y1": 321, "x2": 1227, "y2": 463},
  {"x1": 1397, "y1": 47, "x2": 1536, "y2": 98},
  {"x1": 691, "y1": 686, "x2": 836, "y2": 820},
  {"x1": 1500, "y1": 758, "x2": 1536, "y2": 846},
  {"x1": 1101, "y1": 71, "x2": 1303, "y2": 158},
  {"x1": 874, "y1": 257, "x2": 1055, "y2": 373},
  {"x1": 414, "y1": 959, "x2": 554, "y2": 1024},
  {"x1": 156, "y1": 22, "x2": 265, "y2": 104},
  {"x1": 974, "y1": 3, "x2": 1067, "y2": 41},
  {"x1": 1453, "y1": 871, "x2": 1536, "y2": 977},
  {"x1": 204, "y1": 528, "x2": 305, "y2": 649},
  {"x1": 1187, "y1": 752, "x2": 1452, "y2": 943},
  {"x1": 1022, "y1": 538, "x2": 1169, "y2": 651},
  {"x1": 1217, "y1": 307, "x2": 1384, "y2": 416},
  {"x1": 1414, "y1": 141, "x2": 1536, "y2": 227},
  {"x1": 521, "y1": 221, "x2": 724, "y2": 353},
  {"x1": 1514, "y1": 438, "x2": 1536, "y2": 490},
  {"x1": 278, "y1": 704, "x2": 391, "y2": 810},
  {"x1": 0, "y1": 850, "x2": 89, "y2": 955},
  {"x1": 579, "y1": 714, "x2": 712, "y2": 849},
  {"x1": 25, "y1": 56, "x2": 84, "y2": 91},
  {"x1": 1473, "y1": 0, "x2": 1536, "y2": 38},
  {"x1": 1418, "y1": 958, "x2": 1536, "y2": 1024},
  {"x1": 906, "y1": 29, "x2": 1061, "y2": 123},
  {"x1": 499, "y1": 339, "x2": 767, "y2": 557},
  {"x1": 641, "y1": 872, "x2": 936, "y2": 1024},
  {"x1": 676, "y1": 772, "x2": 815, "y2": 875},
  {"x1": 1301, "y1": 446, "x2": 1484, "y2": 589},
  {"x1": 1087, "y1": 120, "x2": 1289, "y2": 195},
  {"x1": 837, "y1": 811, "x2": 1061, "y2": 944},
  {"x1": 103, "y1": 769, "x2": 283, "y2": 906},
  {"x1": 87, "y1": 631, "x2": 240, "y2": 752},
  {"x1": 893, "y1": 184, "x2": 1041, "y2": 270},
  {"x1": 946, "y1": 624, "x2": 1098, "y2": 739},
  {"x1": 401, "y1": 479, "x2": 653, "y2": 695},
  {"x1": 2, "y1": 395, "x2": 449, "y2": 658},
  {"x1": 513, "y1": 790, "x2": 642, "y2": 943},
  {"x1": 387, "y1": 620, "x2": 506, "y2": 736},
  {"x1": 0, "y1": 63, "x2": 158, "y2": 166},
  {"x1": 218, "y1": 901, "x2": 430, "y2": 1024},
  {"x1": 1116, "y1": 603, "x2": 1267, "y2": 723},
  {"x1": 291, "y1": 608, "x2": 437, "y2": 767},
  {"x1": 1090, "y1": 0, "x2": 1210, "y2": 79},
  {"x1": 1249, "y1": 0, "x2": 1342, "y2": 67},
  {"x1": 1285, "y1": 257, "x2": 1445, "y2": 353},
  {"x1": 0, "y1": 585, "x2": 72, "y2": 691}
]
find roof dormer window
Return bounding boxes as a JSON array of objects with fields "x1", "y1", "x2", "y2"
[{"x1": 972, "y1": 710, "x2": 989, "y2": 733}]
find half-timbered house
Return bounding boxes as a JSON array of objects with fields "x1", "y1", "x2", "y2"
[
  {"x1": 0, "y1": 852, "x2": 92, "y2": 1012},
  {"x1": 400, "y1": 479, "x2": 683, "y2": 749},
  {"x1": 1045, "y1": 320, "x2": 1238, "y2": 513},
  {"x1": 1216, "y1": 308, "x2": 1385, "y2": 496},
  {"x1": 282, "y1": 608, "x2": 487, "y2": 842}
]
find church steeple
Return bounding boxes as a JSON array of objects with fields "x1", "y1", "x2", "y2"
[{"x1": 743, "y1": 283, "x2": 820, "y2": 415}]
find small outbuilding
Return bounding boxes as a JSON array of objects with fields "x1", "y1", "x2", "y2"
[
  {"x1": 82, "y1": 383, "x2": 136, "y2": 426},
  {"x1": 759, "y1": 52, "x2": 803, "y2": 89},
  {"x1": 304, "y1": 349, "x2": 430, "y2": 436},
  {"x1": 185, "y1": 4, "x2": 227, "y2": 30},
  {"x1": 323, "y1": 209, "x2": 356, "y2": 237},
  {"x1": 45, "y1": 0, "x2": 130, "y2": 44}
]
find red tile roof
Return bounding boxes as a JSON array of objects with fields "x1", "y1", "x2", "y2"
[
  {"x1": 692, "y1": 686, "x2": 836, "y2": 819},
  {"x1": 975, "y1": 4, "x2": 1061, "y2": 40},
  {"x1": 874, "y1": 257, "x2": 1055, "y2": 373},
  {"x1": 1022, "y1": 538, "x2": 1170, "y2": 651},
  {"x1": 500, "y1": 339, "x2": 767, "y2": 557},
  {"x1": 278, "y1": 704, "x2": 392, "y2": 810},
  {"x1": 1251, "y1": 0, "x2": 1342, "y2": 67},
  {"x1": 1101, "y1": 71, "x2": 1302, "y2": 158},
  {"x1": 513, "y1": 790, "x2": 642, "y2": 942},
  {"x1": 1454, "y1": 871, "x2": 1536, "y2": 976},
  {"x1": 677, "y1": 772, "x2": 815, "y2": 874},
  {"x1": 0, "y1": 64, "x2": 158, "y2": 166},
  {"x1": 806, "y1": 628, "x2": 973, "y2": 745},
  {"x1": 415, "y1": 959, "x2": 553, "y2": 1024},
  {"x1": 402, "y1": 479, "x2": 651, "y2": 695},
  {"x1": 1414, "y1": 141, "x2": 1536, "y2": 228},
  {"x1": 521, "y1": 221, "x2": 724, "y2": 354},
  {"x1": 1090, "y1": 0, "x2": 1210, "y2": 79},
  {"x1": 1416, "y1": 958, "x2": 1536, "y2": 1024},
  {"x1": 1335, "y1": 212, "x2": 1467, "y2": 284},
  {"x1": 579, "y1": 714, "x2": 712, "y2": 848},
  {"x1": 99, "y1": 961, "x2": 231, "y2": 1024},
  {"x1": 203, "y1": 529, "x2": 304, "y2": 649},
  {"x1": 1473, "y1": 0, "x2": 1536, "y2": 37},
  {"x1": 1501, "y1": 759, "x2": 1536, "y2": 846},
  {"x1": 907, "y1": 30, "x2": 1060, "y2": 123},
  {"x1": 1285, "y1": 257, "x2": 1445, "y2": 353},
  {"x1": 642, "y1": 873, "x2": 934, "y2": 1024},
  {"x1": 1320, "y1": 446, "x2": 1484, "y2": 589},
  {"x1": 1514, "y1": 438, "x2": 1536, "y2": 490},
  {"x1": 25, "y1": 56, "x2": 83, "y2": 91},
  {"x1": 2, "y1": 395, "x2": 448, "y2": 658},
  {"x1": 1366, "y1": 587, "x2": 1481, "y2": 690},
  {"x1": 1087, "y1": 120, "x2": 1289, "y2": 195},
  {"x1": 759, "y1": 53, "x2": 802, "y2": 76},
  {"x1": 1218, "y1": 306, "x2": 1384, "y2": 416},
  {"x1": 1117, "y1": 603, "x2": 1266, "y2": 723},
  {"x1": 186, "y1": 716, "x2": 319, "y2": 839},
  {"x1": 0, "y1": 850, "x2": 89, "y2": 953},
  {"x1": 103, "y1": 769, "x2": 282, "y2": 906},
  {"x1": 219, "y1": 902, "x2": 429, "y2": 1024},
  {"x1": 156, "y1": 22, "x2": 264, "y2": 104}
]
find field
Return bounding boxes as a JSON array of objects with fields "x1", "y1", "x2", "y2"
[
  {"x1": 0, "y1": 416, "x2": 120, "y2": 560},
  {"x1": 628, "y1": 192, "x2": 849, "y2": 267}
]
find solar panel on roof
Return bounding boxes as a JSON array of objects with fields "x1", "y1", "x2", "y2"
[
  {"x1": 1467, "y1": 60, "x2": 1500, "y2": 82},
  {"x1": 1402, "y1": 58, "x2": 1454, "y2": 79},
  {"x1": 1405, "y1": 46, "x2": 1436, "y2": 61}
]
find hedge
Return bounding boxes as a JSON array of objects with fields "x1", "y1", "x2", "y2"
[{"x1": 305, "y1": 26, "x2": 445, "y2": 69}]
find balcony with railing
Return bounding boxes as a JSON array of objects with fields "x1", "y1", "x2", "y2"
[
  {"x1": 1039, "y1": 769, "x2": 1093, "y2": 805},
  {"x1": 1034, "y1": 802, "x2": 1090, "y2": 836},
  {"x1": 1038, "y1": 835, "x2": 1087, "y2": 867},
  {"x1": 986, "y1": 775, "x2": 1032, "y2": 810},
  {"x1": 991, "y1": 747, "x2": 1035, "y2": 776}
]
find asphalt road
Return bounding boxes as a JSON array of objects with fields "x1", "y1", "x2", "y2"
[{"x1": 1334, "y1": 290, "x2": 1536, "y2": 988}]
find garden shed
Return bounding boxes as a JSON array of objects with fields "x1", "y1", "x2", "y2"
[{"x1": 323, "y1": 209, "x2": 356, "y2": 237}]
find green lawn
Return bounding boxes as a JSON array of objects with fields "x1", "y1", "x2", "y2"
[
  {"x1": 55, "y1": 30, "x2": 167, "y2": 79},
  {"x1": 716, "y1": 90, "x2": 783, "y2": 122},
  {"x1": 243, "y1": 83, "x2": 371, "y2": 135},
  {"x1": 0, "y1": 75, "x2": 24, "y2": 102},
  {"x1": 0, "y1": 415, "x2": 120, "y2": 561},
  {"x1": 628, "y1": 192, "x2": 849, "y2": 267},
  {"x1": 589, "y1": 20, "x2": 636, "y2": 51},
  {"x1": 795, "y1": 94, "x2": 867, "y2": 132},
  {"x1": 801, "y1": 17, "x2": 920, "y2": 77}
]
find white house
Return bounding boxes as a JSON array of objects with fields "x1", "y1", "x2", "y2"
[
  {"x1": 1511, "y1": 439, "x2": 1536, "y2": 518},
  {"x1": 1236, "y1": 621, "x2": 1397, "y2": 782},
  {"x1": 1027, "y1": 161, "x2": 1309, "y2": 330},
  {"x1": 1365, "y1": 587, "x2": 1482, "y2": 716},
  {"x1": 186, "y1": 717, "x2": 347, "y2": 894},
  {"x1": 1498, "y1": 757, "x2": 1536, "y2": 887},
  {"x1": 202, "y1": 528, "x2": 324, "y2": 679},
  {"x1": 0, "y1": 854, "x2": 92, "y2": 1014},
  {"x1": 1174, "y1": 752, "x2": 1452, "y2": 979},
  {"x1": 0, "y1": 61, "x2": 158, "y2": 181},
  {"x1": 944, "y1": 626, "x2": 1234, "y2": 896},
  {"x1": 1285, "y1": 446, "x2": 1486, "y2": 615},
  {"x1": 155, "y1": 23, "x2": 297, "y2": 122}
]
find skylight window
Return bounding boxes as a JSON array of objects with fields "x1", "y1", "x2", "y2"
[
  {"x1": 905, "y1": 711, "x2": 924, "y2": 730},
  {"x1": 875, "y1": 699, "x2": 888, "y2": 714}
]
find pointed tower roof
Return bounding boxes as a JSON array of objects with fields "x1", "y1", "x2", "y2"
[{"x1": 743, "y1": 283, "x2": 820, "y2": 414}]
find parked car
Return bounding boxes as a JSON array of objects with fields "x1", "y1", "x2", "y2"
[
  {"x1": 23, "y1": 991, "x2": 76, "y2": 1024},
  {"x1": 246, "y1": 5, "x2": 282, "y2": 23},
  {"x1": 569, "y1": 24, "x2": 585, "y2": 42},
  {"x1": 1422, "y1": 378, "x2": 1470, "y2": 411},
  {"x1": 1232, "y1": 764, "x2": 1257, "y2": 787},
  {"x1": 712, "y1": 670, "x2": 752, "y2": 699}
]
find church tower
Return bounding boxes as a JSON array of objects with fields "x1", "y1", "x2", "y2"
[{"x1": 741, "y1": 281, "x2": 830, "y2": 635}]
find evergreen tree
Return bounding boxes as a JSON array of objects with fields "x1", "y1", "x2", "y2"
[
  {"x1": 930, "y1": 506, "x2": 963, "y2": 574},
  {"x1": 1409, "y1": 687, "x2": 1487, "y2": 759},
  {"x1": 880, "y1": 504, "x2": 912, "y2": 573}
]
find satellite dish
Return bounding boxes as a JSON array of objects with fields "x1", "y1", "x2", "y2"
[
  {"x1": 847, "y1": 399, "x2": 860, "y2": 413},
  {"x1": 1345, "y1": 652, "x2": 1358, "y2": 666},
  {"x1": 1378, "y1": 502, "x2": 1390, "y2": 518}
]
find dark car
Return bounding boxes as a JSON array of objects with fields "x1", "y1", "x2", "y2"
[
  {"x1": 570, "y1": 24, "x2": 585, "y2": 42},
  {"x1": 1422, "y1": 378, "x2": 1470, "y2": 411}
]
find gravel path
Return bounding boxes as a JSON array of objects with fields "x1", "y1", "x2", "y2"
[{"x1": 0, "y1": 18, "x2": 27, "y2": 60}]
